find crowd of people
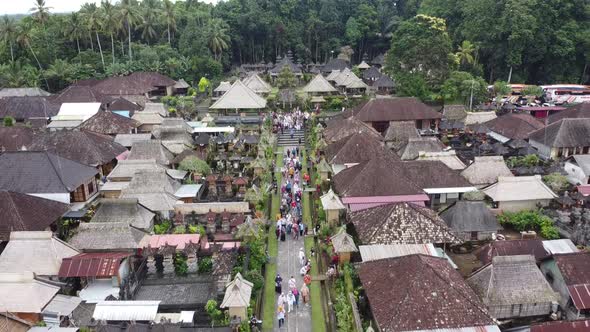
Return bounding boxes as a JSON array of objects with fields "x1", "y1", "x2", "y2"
[
  {"x1": 272, "y1": 108, "x2": 310, "y2": 134},
  {"x1": 275, "y1": 268, "x2": 312, "y2": 327}
]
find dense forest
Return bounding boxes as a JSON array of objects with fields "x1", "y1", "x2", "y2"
[{"x1": 0, "y1": 0, "x2": 589, "y2": 97}]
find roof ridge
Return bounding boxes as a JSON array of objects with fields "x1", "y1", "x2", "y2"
[
  {"x1": 6, "y1": 191, "x2": 25, "y2": 231},
  {"x1": 44, "y1": 151, "x2": 71, "y2": 192}
]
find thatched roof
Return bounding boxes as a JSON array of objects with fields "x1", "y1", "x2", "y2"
[
  {"x1": 128, "y1": 140, "x2": 174, "y2": 165},
  {"x1": 331, "y1": 229, "x2": 358, "y2": 253},
  {"x1": 529, "y1": 118, "x2": 590, "y2": 148},
  {"x1": 214, "y1": 81, "x2": 231, "y2": 93},
  {"x1": 398, "y1": 137, "x2": 444, "y2": 160},
  {"x1": 91, "y1": 198, "x2": 155, "y2": 230},
  {"x1": 463, "y1": 111, "x2": 497, "y2": 125},
  {"x1": 242, "y1": 74, "x2": 272, "y2": 94},
  {"x1": 69, "y1": 222, "x2": 150, "y2": 251},
  {"x1": 220, "y1": 272, "x2": 253, "y2": 308},
  {"x1": 384, "y1": 121, "x2": 419, "y2": 150},
  {"x1": 460, "y1": 156, "x2": 513, "y2": 186},
  {"x1": 302, "y1": 74, "x2": 338, "y2": 93},
  {"x1": 440, "y1": 201, "x2": 502, "y2": 233},
  {"x1": 362, "y1": 66, "x2": 381, "y2": 81},
  {"x1": 357, "y1": 61, "x2": 370, "y2": 70},
  {"x1": 322, "y1": 58, "x2": 350, "y2": 73},
  {"x1": 372, "y1": 75, "x2": 395, "y2": 88},
  {"x1": 210, "y1": 80, "x2": 267, "y2": 109}
]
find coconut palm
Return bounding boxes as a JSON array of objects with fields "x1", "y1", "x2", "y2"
[
  {"x1": 16, "y1": 22, "x2": 48, "y2": 89},
  {"x1": 206, "y1": 19, "x2": 230, "y2": 61},
  {"x1": 30, "y1": 0, "x2": 51, "y2": 26},
  {"x1": 101, "y1": 0, "x2": 120, "y2": 64},
  {"x1": 0, "y1": 16, "x2": 17, "y2": 61},
  {"x1": 139, "y1": 10, "x2": 158, "y2": 44},
  {"x1": 82, "y1": 3, "x2": 105, "y2": 69},
  {"x1": 64, "y1": 13, "x2": 84, "y2": 55},
  {"x1": 162, "y1": 0, "x2": 176, "y2": 44},
  {"x1": 455, "y1": 40, "x2": 476, "y2": 67},
  {"x1": 118, "y1": 0, "x2": 141, "y2": 61}
]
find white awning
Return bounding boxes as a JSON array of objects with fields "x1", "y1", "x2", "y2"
[
  {"x1": 93, "y1": 301, "x2": 160, "y2": 321},
  {"x1": 423, "y1": 187, "x2": 478, "y2": 194}
]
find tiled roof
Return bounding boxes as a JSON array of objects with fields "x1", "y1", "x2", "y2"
[
  {"x1": 475, "y1": 239, "x2": 549, "y2": 265},
  {"x1": 359, "y1": 255, "x2": 494, "y2": 331},
  {"x1": 440, "y1": 201, "x2": 502, "y2": 233},
  {"x1": 325, "y1": 132, "x2": 385, "y2": 165},
  {"x1": 356, "y1": 97, "x2": 442, "y2": 122},
  {"x1": 78, "y1": 110, "x2": 140, "y2": 135},
  {"x1": 529, "y1": 118, "x2": 590, "y2": 148},
  {"x1": 484, "y1": 113, "x2": 544, "y2": 140}
]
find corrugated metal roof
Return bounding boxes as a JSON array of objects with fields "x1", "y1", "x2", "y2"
[
  {"x1": 360, "y1": 244, "x2": 437, "y2": 261},
  {"x1": 58, "y1": 252, "x2": 131, "y2": 278},
  {"x1": 42, "y1": 294, "x2": 82, "y2": 316},
  {"x1": 531, "y1": 320, "x2": 590, "y2": 332},
  {"x1": 412, "y1": 326, "x2": 501, "y2": 332},
  {"x1": 542, "y1": 239, "x2": 579, "y2": 255},
  {"x1": 93, "y1": 301, "x2": 160, "y2": 321},
  {"x1": 568, "y1": 284, "x2": 590, "y2": 310}
]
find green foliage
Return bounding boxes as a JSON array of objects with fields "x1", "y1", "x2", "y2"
[
  {"x1": 173, "y1": 225, "x2": 186, "y2": 234},
  {"x1": 522, "y1": 85, "x2": 543, "y2": 97},
  {"x1": 276, "y1": 66, "x2": 297, "y2": 89},
  {"x1": 386, "y1": 14, "x2": 454, "y2": 87},
  {"x1": 463, "y1": 190, "x2": 486, "y2": 201},
  {"x1": 188, "y1": 224, "x2": 205, "y2": 236},
  {"x1": 498, "y1": 210, "x2": 559, "y2": 239},
  {"x1": 395, "y1": 72, "x2": 432, "y2": 101},
  {"x1": 173, "y1": 253, "x2": 188, "y2": 276},
  {"x1": 244, "y1": 269, "x2": 264, "y2": 293},
  {"x1": 325, "y1": 96, "x2": 343, "y2": 112},
  {"x1": 507, "y1": 154, "x2": 540, "y2": 168},
  {"x1": 179, "y1": 156, "x2": 211, "y2": 176},
  {"x1": 440, "y1": 71, "x2": 488, "y2": 106},
  {"x1": 493, "y1": 81, "x2": 512, "y2": 97},
  {"x1": 205, "y1": 299, "x2": 227, "y2": 326},
  {"x1": 3, "y1": 116, "x2": 14, "y2": 127},
  {"x1": 543, "y1": 172, "x2": 569, "y2": 193},
  {"x1": 154, "y1": 219, "x2": 172, "y2": 234},
  {"x1": 198, "y1": 256, "x2": 213, "y2": 273},
  {"x1": 334, "y1": 269, "x2": 355, "y2": 332},
  {"x1": 198, "y1": 77, "x2": 210, "y2": 92}
]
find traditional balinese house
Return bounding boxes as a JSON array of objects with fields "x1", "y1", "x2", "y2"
[
  {"x1": 529, "y1": 118, "x2": 590, "y2": 159},
  {"x1": 342, "y1": 75, "x2": 369, "y2": 96},
  {"x1": 78, "y1": 110, "x2": 140, "y2": 136},
  {"x1": 320, "y1": 189, "x2": 346, "y2": 225},
  {"x1": 173, "y1": 79, "x2": 190, "y2": 95},
  {"x1": 323, "y1": 117, "x2": 382, "y2": 144},
  {"x1": 564, "y1": 155, "x2": 590, "y2": 185},
  {"x1": 91, "y1": 198, "x2": 155, "y2": 231},
  {"x1": 127, "y1": 140, "x2": 174, "y2": 166},
  {"x1": 483, "y1": 175, "x2": 557, "y2": 211},
  {"x1": 383, "y1": 120, "x2": 419, "y2": 150},
  {"x1": 270, "y1": 56, "x2": 303, "y2": 82},
  {"x1": 0, "y1": 96, "x2": 59, "y2": 126},
  {"x1": 242, "y1": 74, "x2": 272, "y2": 95},
  {"x1": 0, "y1": 87, "x2": 50, "y2": 98},
  {"x1": 28, "y1": 129, "x2": 127, "y2": 175},
  {"x1": 0, "y1": 151, "x2": 98, "y2": 204},
  {"x1": 475, "y1": 239, "x2": 550, "y2": 265},
  {"x1": 69, "y1": 221, "x2": 150, "y2": 253},
  {"x1": 302, "y1": 74, "x2": 338, "y2": 97},
  {"x1": 362, "y1": 66, "x2": 381, "y2": 83},
  {"x1": 355, "y1": 97, "x2": 442, "y2": 134},
  {"x1": 397, "y1": 137, "x2": 444, "y2": 160},
  {"x1": 120, "y1": 170, "x2": 181, "y2": 217},
  {"x1": 106, "y1": 159, "x2": 166, "y2": 183},
  {"x1": 463, "y1": 111, "x2": 497, "y2": 126},
  {"x1": 114, "y1": 133, "x2": 153, "y2": 149},
  {"x1": 220, "y1": 272, "x2": 253, "y2": 321},
  {"x1": 397, "y1": 160, "x2": 476, "y2": 207},
  {"x1": 210, "y1": 80, "x2": 267, "y2": 112},
  {"x1": 325, "y1": 132, "x2": 385, "y2": 174},
  {"x1": 322, "y1": 58, "x2": 350, "y2": 74},
  {"x1": 461, "y1": 156, "x2": 514, "y2": 188},
  {"x1": 316, "y1": 158, "x2": 332, "y2": 181},
  {"x1": 91, "y1": 71, "x2": 177, "y2": 102},
  {"x1": 372, "y1": 75, "x2": 395, "y2": 94},
  {"x1": 0, "y1": 231, "x2": 78, "y2": 277},
  {"x1": 548, "y1": 102, "x2": 590, "y2": 124},
  {"x1": 0, "y1": 272, "x2": 60, "y2": 324},
  {"x1": 540, "y1": 252, "x2": 590, "y2": 320},
  {"x1": 484, "y1": 113, "x2": 545, "y2": 143},
  {"x1": 418, "y1": 151, "x2": 466, "y2": 170},
  {"x1": 0, "y1": 126, "x2": 36, "y2": 151},
  {"x1": 333, "y1": 154, "x2": 429, "y2": 211},
  {"x1": 359, "y1": 255, "x2": 498, "y2": 332},
  {"x1": 349, "y1": 202, "x2": 460, "y2": 245},
  {"x1": 132, "y1": 111, "x2": 164, "y2": 133},
  {"x1": 51, "y1": 84, "x2": 111, "y2": 105},
  {"x1": 0, "y1": 191, "x2": 69, "y2": 241},
  {"x1": 48, "y1": 102, "x2": 102, "y2": 129},
  {"x1": 213, "y1": 81, "x2": 231, "y2": 99},
  {"x1": 467, "y1": 255, "x2": 559, "y2": 320},
  {"x1": 330, "y1": 229, "x2": 358, "y2": 264},
  {"x1": 439, "y1": 201, "x2": 502, "y2": 241}
]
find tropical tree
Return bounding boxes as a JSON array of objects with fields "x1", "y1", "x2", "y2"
[
  {"x1": 179, "y1": 156, "x2": 211, "y2": 180},
  {"x1": 65, "y1": 13, "x2": 84, "y2": 55},
  {"x1": 276, "y1": 66, "x2": 297, "y2": 89},
  {"x1": 455, "y1": 40, "x2": 476, "y2": 67},
  {"x1": 101, "y1": 0, "x2": 120, "y2": 64},
  {"x1": 82, "y1": 4, "x2": 105, "y2": 69},
  {"x1": 30, "y1": 0, "x2": 51, "y2": 25},
  {"x1": 162, "y1": 0, "x2": 176, "y2": 45},
  {"x1": 493, "y1": 80, "x2": 511, "y2": 98},
  {"x1": 0, "y1": 60, "x2": 40, "y2": 88},
  {"x1": 16, "y1": 21, "x2": 48, "y2": 88},
  {"x1": 139, "y1": 10, "x2": 158, "y2": 44},
  {"x1": 0, "y1": 16, "x2": 17, "y2": 61},
  {"x1": 206, "y1": 19, "x2": 230, "y2": 61},
  {"x1": 119, "y1": 0, "x2": 141, "y2": 61}
]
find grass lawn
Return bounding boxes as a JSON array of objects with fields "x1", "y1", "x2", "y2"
[
  {"x1": 262, "y1": 147, "x2": 282, "y2": 331},
  {"x1": 304, "y1": 235, "x2": 327, "y2": 332}
]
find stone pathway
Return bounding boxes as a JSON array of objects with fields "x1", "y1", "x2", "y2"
[{"x1": 273, "y1": 146, "x2": 312, "y2": 332}]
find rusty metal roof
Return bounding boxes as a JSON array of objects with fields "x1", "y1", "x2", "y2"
[{"x1": 58, "y1": 252, "x2": 131, "y2": 278}]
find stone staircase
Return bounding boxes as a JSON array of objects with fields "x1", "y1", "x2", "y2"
[{"x1": 277, "y1": 128, "x2": 305, "y2": 147}]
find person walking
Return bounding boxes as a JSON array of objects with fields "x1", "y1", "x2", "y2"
[
  {"x1": 301, "y1": 284, "x2": 310, "y2": 306},
  {"x1": 287, "y1": 291, "x2": 295, "y2": 313},
  {"x1": 288, "y1": 276, "x2": 296, "y2": 290},
  {"x1": 292, "y1": 287, "x2": 300, "y2": 308},
  {"x1": 299, "y1": 248, "x2": 305, "y2": 266},
  {"x1": 275, "y1": 274, "x2": 283, "y2": 294},
  {"x1": 277, "y1": 306, "x2": 285, "y2": 327},
  {"x1": 277, "y1": 292, "x2": 286, "y2": 308}
]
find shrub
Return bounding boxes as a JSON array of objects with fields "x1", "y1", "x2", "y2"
[
  {"x1": 543, "y1": 172, "x2": 569, "y2": 193},
  {"x1": 498, "y1": 210, "x2": 559, "y2": 239},
  {"x1": 188, "y1": 224, "x2": 205, "y2": 236},
  {"x1": 154, "y1": 219, "x2": 172, "y2": 234},
  {"x1": 198, "y1": 256, "x2": 213, "y2": 273},
  {"x1": 205, "y1": 299, "x2": 227, "y2": 326},
  {"x1": 3, "y1": 116, "x2": 15, "y2": 127},
  {"x1": 173, "y1": 253, "x2": 188, "y2": 276},
  {"x1": 244, "y1": 269, "x2": 264, "y2": 293},
  {"x1": 173, "y1": 225, "x2": 186, "y2": 234}
]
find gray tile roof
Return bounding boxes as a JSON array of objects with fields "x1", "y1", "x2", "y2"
[
  {"x1": 439, "y1": 201, "x2": 502, "y2": 233},
  {"x1": 91, "y1": 198, "x2": 155, "y2": 230},
  {"x1": 69, "y1": 222, "x2": 149, "y2": 251}
]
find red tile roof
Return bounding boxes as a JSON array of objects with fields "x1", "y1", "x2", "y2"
[
  {"x1": 476, "y1": 239, "x2": 549, "y2": 265},
  {"x1": 356, "y1": 97, "x2": 442, "y2": 122},
  {"x1": 58, "y1": 252, "x2": 131, "y2": 278}
]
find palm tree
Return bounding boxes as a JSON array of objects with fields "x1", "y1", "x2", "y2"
[
  {"x1": 16, "y1": 22, "x2": 48, "y2": 89},
  {"x1": 101, "y1": 0, "x2": 120, "y2": 64},
  {"x1": 65, "y1": 13, "x2": 84, "y2": 55},
  {"x1": 0, "y1": 16, "x2": 17, "y2": 61},
  {"x1": 139, "y1": 9, "x2": 158, "y2": 44},
  {"x1": 30, "y1": 0, "x2": 51, "y2": 25},
  {"x1": 162, "y1": 0, "x2": 176, "y2": 44},
  {"x1": 206, "y1": 19, "x2": 230, "y2": 61},
  {"x1": 119, "y1": 0, "x2": 141, "y2": 61},
  {"x1": 455, "y1": 40, "x2": 476, "y2": 67},
  {"x1": 82, "y1": 4, "x2": 105, "y2": 69}
]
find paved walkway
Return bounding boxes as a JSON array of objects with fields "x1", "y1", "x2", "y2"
[{"x1": 273, "y1": 146, "x2": 312, "y2": 332}]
